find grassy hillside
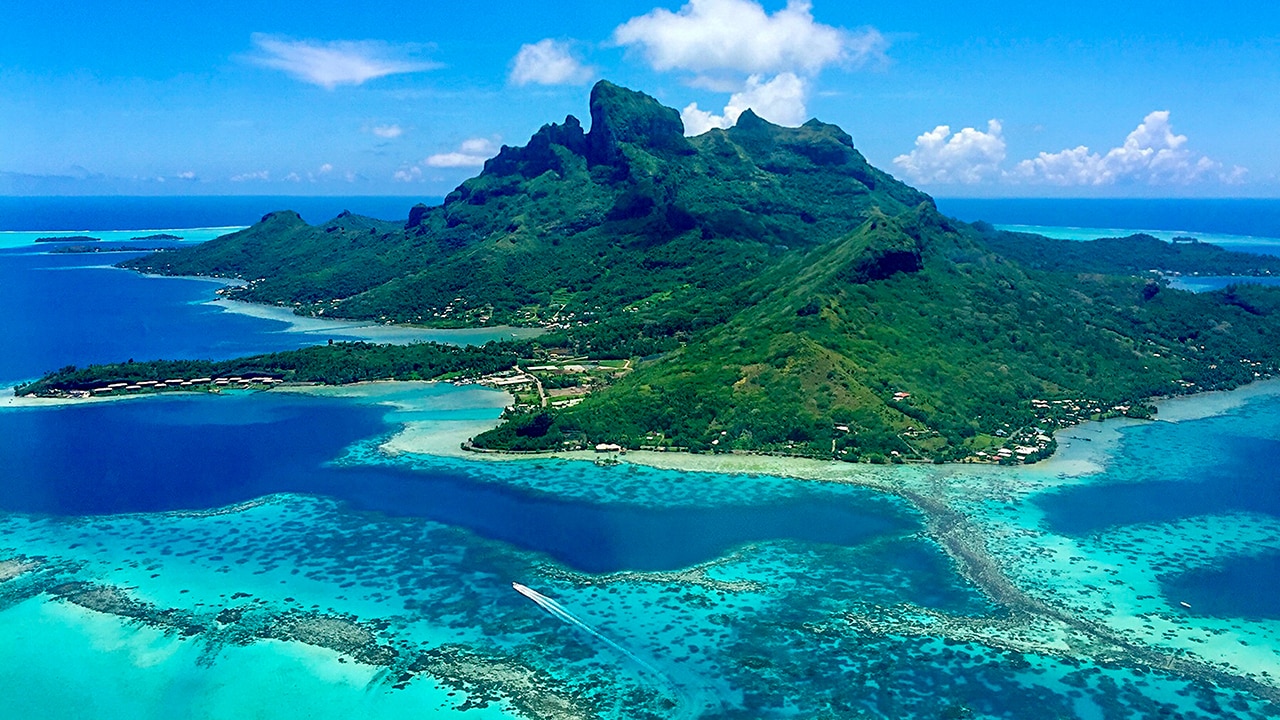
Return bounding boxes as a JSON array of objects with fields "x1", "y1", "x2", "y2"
[{"x1": 474, "y1": 204, "x2": 1280, "y2": 459}]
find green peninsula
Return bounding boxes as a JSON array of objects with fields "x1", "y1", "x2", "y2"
[{"x1": 48, "y1": 81, "x2": 1280, "y2": 462}]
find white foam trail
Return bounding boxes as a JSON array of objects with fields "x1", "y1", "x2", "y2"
[
  {"x1": 512, "y1": 582, "x2": 720, "y2": 719},
  {"x1": 512, "y1": 582, "x2": 663, "y2": 676}
]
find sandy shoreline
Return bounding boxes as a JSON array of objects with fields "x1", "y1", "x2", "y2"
[
  {"x1": 367, "y1": 376, "x2": 1280, "y2": 483},
  {"x1": 11, "y1": 371, "x2": 1279, "y2": 483},
  {"x1": 209, "y1": 298, "x2": 545, "y2": 346},
  {"x1": 0, "y1": 391, "x2": 168, "y2": 410}
]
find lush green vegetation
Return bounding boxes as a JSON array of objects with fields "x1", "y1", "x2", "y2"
[
  {"x1": 473, "y1": 207, "x2": 1280, "y2": 459},
  {"x1": 70, "y1": 81, "x2": 1280, "y2": 462},
  {"x1": 16, "y1": 341, "x2": 530, "y2": 396}
]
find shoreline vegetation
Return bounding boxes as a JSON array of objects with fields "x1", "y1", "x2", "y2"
[
  {"x1": 34, "y1": 235, "x2": 100, "y2": 243},
  {"x1": 11, "y1": 341, "x2": 532, "y2": 400},
  {"x1": 14, "y1": 331, "x2": 1277, "y2": 471}
]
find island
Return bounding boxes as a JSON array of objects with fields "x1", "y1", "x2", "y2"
[
  {"x1": 21, "y1": 81, "x2": 1280, "y2": 465},
  {"x1": 46, "y1": 244, "x2": 177, "y2": 254},
  {"x1": 34, "y1": 235, "x2": 100, "y2": 243}
]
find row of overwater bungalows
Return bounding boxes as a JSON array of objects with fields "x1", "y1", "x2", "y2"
[{"x1": 85, "y1": 376, "x2": 283, "y2": 395}]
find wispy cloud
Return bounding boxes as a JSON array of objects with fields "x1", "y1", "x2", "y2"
[
  {"x1": 425, "y1": 138, "x2": 500, "y2": 168},
  {"x1": 393, "y1": 138, "x2": 502, "y2": 183},
  {"x1": 394, "y1": 166, "x2": 423, "y2": 183},
  {"x1": 246, "y1": 34, "x2": 440, "y2": 89},
  {"x1": 230, "y1": 170, "x2": 270, "y2": 182},
  {"x1": 370, "y1": 124, "x2": 404, "y2": 139}
]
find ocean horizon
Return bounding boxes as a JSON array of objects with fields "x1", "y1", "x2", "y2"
[
  {"x1": 937, "y1": 197, "x2": 1280, "y2": 239},
  {"x1": 6, "y1": 195, "x2": 1280, "y2": 238},
  {"x1": 0, "y1": 196, "x2": 444, "y2": 231}
]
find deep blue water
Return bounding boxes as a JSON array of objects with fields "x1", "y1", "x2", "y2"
[
  {"x1": 1162, "y1": 554, "x2": 1280, "y2": 620},
  {"x1": 0, "y1": 247, "x2": 363, "y2": 384},
  {"x1": 936, "y1": 198, "x2": 1280, "y2": 239},
  {"x1": 1035, "y1": 399, "x2": 1280, "y2": 618},
  {"x1": 0, "y1": 394, "x2": 917, "y2": 574},
  {"x1": 1036, "y1": 429, "x2": 1280, "y2": 536},
  {"x1": 0, "y1": 195, "x2": 442, "y2": 230}
]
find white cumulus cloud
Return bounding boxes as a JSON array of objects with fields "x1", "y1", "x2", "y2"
[
  {"x1": 509, "y1": 39, "x2": 593, "y2": 86},
  {"x1": 893, "y1": 120, "x2": 1007, "y2": 185},
  {"x1": 894, "y1": 111, "x2": 1246, "y2": 188},
  {"x1": 246, "y1": 34, "x2": 439, "y2": 89},
  {"x1": 1013, "y1": 111, "x2": 1228, "y2": 186},
  {"x1": 425, "y1": 138, "x2": 500, "y2": 168},
  {"x1": 613, "y1": 0, "x2": 883, "y2": 75},
  {"x1": 617, "y1": 1, "x2": 883, "y2": 135},
  {"x1": 681, "y1": 73, "x2": 808, "y2": 135}
]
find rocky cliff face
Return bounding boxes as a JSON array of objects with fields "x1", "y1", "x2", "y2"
[{"x1": 585, "y1": 81, "x2": 694, "y2": 165}]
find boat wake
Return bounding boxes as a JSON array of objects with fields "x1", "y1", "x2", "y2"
[{"x1": 512, "y1": 582, "x2": 713, "y2": 718}]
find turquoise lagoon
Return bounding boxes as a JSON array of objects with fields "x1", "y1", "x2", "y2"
[
  {"x1": 0, "y1": 239, "x2": 538, "y2": 386},
  {"x1": 0, "y1": 226, "x2": 243, "y2": 250},
  {"x1": 3, "y1": 227, "x2": 1280, "y2": 718}
]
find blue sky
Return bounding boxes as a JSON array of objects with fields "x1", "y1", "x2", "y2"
[{"x1": 2, "y1": 0, "x2": 1277, "y2": 197}]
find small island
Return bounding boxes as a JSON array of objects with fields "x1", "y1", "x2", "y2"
[
  {"x1": 130, "y1": 233, "x2": 183, "y2": 241},
  {"x1": 35, "y1": 235, "x2": 100, "y2": 243},
  {"x1": 47, "y1": 244, "x2": 179, "y2": 254}
]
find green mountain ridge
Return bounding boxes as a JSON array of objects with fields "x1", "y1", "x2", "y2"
[
  {"x1": 114, "y1": 81, "x2": 1280, "y2": 461},
  {"x1": 123, "y1": 81, "x2": 928, "y2": 327}
]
